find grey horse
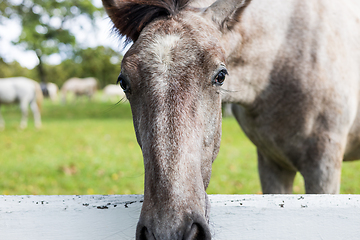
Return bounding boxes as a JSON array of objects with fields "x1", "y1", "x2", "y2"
[{"x1": 103, "y1": 0, "x2": 360, "y2": 239}]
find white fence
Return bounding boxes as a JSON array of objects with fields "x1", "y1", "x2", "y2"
[{"x1": 1, "y1": 195, "x2": 359, "y2": 240}]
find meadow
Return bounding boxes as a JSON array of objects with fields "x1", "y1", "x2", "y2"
[{"x1": 1, "y1": 96, "x2": 360, "y2": 195}]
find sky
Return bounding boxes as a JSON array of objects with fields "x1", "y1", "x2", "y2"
[{"x1": 0, "y1": 0, "x2": 128, "y2": 69}]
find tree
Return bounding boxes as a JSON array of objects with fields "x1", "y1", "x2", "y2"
[
  {"x1": 46, "y1": 46, "x2": 122, "y2": 88},
  {"x1": 0, "y1": 57, "x2": 34, "y2": 79},
  {"x1": 73, "y1": 46, "x2": 123, "y2": 88},
  {"x1": 0, "y1": 0, "x2": 102, "y2": 82}
]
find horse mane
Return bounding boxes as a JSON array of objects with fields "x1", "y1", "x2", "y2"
[{"x1": 107, "y1": 0, "x2": 192, "y2": 44}]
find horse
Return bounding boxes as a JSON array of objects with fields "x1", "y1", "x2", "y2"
[
  {"x1": 61, "y1": 77, "x2": 97, "y2": 103},
  {"x1": 102, "y1": 84, "x2": 127, "y2": 102},
  {"x1": 41, "y1": 82, "x2": 59, "y2": 102},
  {"x1": 0, "y1": 77, "x2": 43, "y2": 129},
  {"x1": 102, "y1": 0, "x2": 360, "y2": 239}
]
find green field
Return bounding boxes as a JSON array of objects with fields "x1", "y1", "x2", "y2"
[{"x1": 1, "y1": 98, "x2": 360, "y2": 195}]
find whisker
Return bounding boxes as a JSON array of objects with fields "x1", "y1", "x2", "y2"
[
  {"x1": 101, "y1": 101, "x2": 123, "y2": 114},
  {"x1": 99, "y1": 95, "x2": 129, "y2": 114},
  {"x1": 220, "y1": 88, "x2": 240, "y2": 93},
  {"x1": 118, "y1": 96, "x2": 128, "y2": 104}
]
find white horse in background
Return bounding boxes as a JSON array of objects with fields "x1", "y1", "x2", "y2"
[
  {"x1": 102, "y1": 84, "x2": 127, "y2": 103},
  {"x1": 0, "y1": 77, "x2": 43, "y2": 129},
  {"x1": 61, "y1": 77, "x2": 97, "y2": 103},
  {"x1": 42, "y1": 82, "x2": 59, "y2": 102},
  {"x1": 47, "y1": 82, "x2": 59, "y2": 102}
]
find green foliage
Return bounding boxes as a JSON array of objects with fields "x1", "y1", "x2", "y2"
[
  {"x1": 1, "y1": 99, "x2": 360, "y2": 195},
  {"x1": 1, "y1": 0, "x2": 103, "y2": 82},
  {"x1": 1, "y1": 1, "x2": 121, "y2": 87},
  {"x1": 0, "y1": 45, "x2": 122, "y2": 88},
  {"x1": 3, "y1": 0, "x2": 100, "y2": 54},
  {"x1": 0, "y1": 57, "x2": 34, "y2": 78},
  {"x1": 74, "y1": 46, "x2": 122, "y2": 88},
  {"x1": 46, "y1": 46, "x2": 122, "y2": 88}
]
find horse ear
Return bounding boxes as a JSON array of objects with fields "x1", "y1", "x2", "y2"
[
  {"x1": 204, "y1": 0, "x2": 252, "y2": 31},
  {"x1": 102, "y1": 0, "x2": 140, "y2": 43},
  {"x1": 102, "y1": 0, "x2": 120, "y2": 26}
]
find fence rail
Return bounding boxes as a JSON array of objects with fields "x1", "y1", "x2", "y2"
[{"x1": 1, "y1": 194, "x2": 359, "y2": 240}]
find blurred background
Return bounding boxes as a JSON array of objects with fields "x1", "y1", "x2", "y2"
[{"x1": 0, "y1": 0, "x2": 359, "y2": 195}]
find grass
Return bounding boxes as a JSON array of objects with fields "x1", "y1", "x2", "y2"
[
  {"x1": 0, "y1": 97, "x2": 360, "y2": 195},
  {"x1": 1, "y1": 99, "x2": 144, "y2": 195}
]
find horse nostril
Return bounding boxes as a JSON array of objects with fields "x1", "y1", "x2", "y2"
[
  {"x1": 136, "y1": 216, "x2": 211, "y2": 240},
  {"x1": 137, "y1": 226, "x2": 154, "y2": 240},
  {"x1": 185, "y1": 222, "x2": 210, "y2": 240}
]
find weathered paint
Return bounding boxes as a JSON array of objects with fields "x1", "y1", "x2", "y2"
[{"x1": 0, "y1": 195, "x2": 359, "y2": 240}]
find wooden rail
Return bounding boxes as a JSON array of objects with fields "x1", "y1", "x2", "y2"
[{"x1": 1, "y1": 195, "x2": 359, "y2": 239}]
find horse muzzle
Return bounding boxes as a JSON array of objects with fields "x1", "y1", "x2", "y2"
[{"x1": 136, "y1": 211, "x2": 212, "y2": 240}]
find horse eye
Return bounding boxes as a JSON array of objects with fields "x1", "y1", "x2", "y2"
[
  {"x1": 117, "y1": 74, "x2": 131, "y2": 93},
  {"x1": 213, "y1": 69, "x2": 228, "y2": 86}
]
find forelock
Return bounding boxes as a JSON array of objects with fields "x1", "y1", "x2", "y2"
[{"x1": 105, "y1": 0, "x2": 192, "y2": 45}]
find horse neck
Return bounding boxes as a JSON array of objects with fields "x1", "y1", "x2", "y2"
[{"x1": 220, "y1": 0, "x2": 298, "y2": 106}]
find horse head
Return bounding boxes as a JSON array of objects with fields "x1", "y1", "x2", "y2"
[{"x1": 102, "y1": 0, "x2": 252, "y2": 239}]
